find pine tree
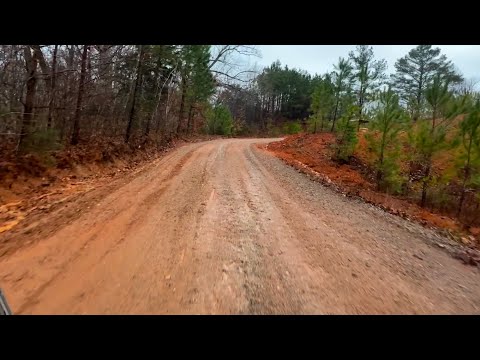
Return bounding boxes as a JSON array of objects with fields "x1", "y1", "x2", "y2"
[
  {"x1": 456, "y1": 98, "x2": 480, "y2": 216},
  {"x1": 425, "y1": 74, "x2": 452, "y2": 130},
  {"x1": 365, "y1": 88, "x2": 407, "y2": 191},
  {"x1": 391, "y1": 45, "x2": 463, "y2": 121},
  {"x1": 177, "y1": 45, "x2": 214, "y2": 135},
  {"x1": 334, "y1": 104, "x2": 358, "y2": 163},
  {"x1": 309, "y1": 74, "x2": 335, "y2": 133},
  {"x1": 409, "y1": 79, "x2": 465, "y2": 207},
  {"x1": 331, "y1": 58, "x2": 355, "y2": 131},
  {"x1": 348, "y1": 45, "x2": 387, "y2": 130},
  {"x1": 185, "y1": 46, "x2": 215, "y2": 134}
]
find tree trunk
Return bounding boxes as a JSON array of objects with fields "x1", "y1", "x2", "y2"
[
  {"x1": 177, "y1": 75, "x2": 187, "y2": 135},
  {"x1": 31, "y1": 45, "x2": 50, "y2": 89},
  {"x1": 145, "y1": 62, "x2": 164, "y2": 140},
  {"x1": 376, "y1": 169, "x2": 383, "y2": 191},
  {"x1": 357, "y1": 86, "x2": 364, "y2": 131},
  {"x1": 420, "y1": 163, "x2": 431, "y2": 207},
  {"x1": 87, "y1": 47, "x2": 92, "y2": 86},
  {"x1": 431, "y1": 108, "x2": 437, "y2": 132},
  {"x1": 154, "y1": 96, "x2": 165, "y2": 136},
  {"x1": 60, "y1": 45, "x2": 75, "y2": 141},
  {"x1": 420, "y1": 109, "x2": 437, "y2": 207},
  {"x1": 125, "y1": 45, "x2": 144, "y2": 143},
  {"x1": 18, "y1": 46, "x2": 39, "y2": 153},
  {"x1": 414, "y1": 70, "x2": 424, "y2": 122},
  {"x1": 331, "y1": 98, "x2": 340, "y2": 132},
  {"x1": 376, "y1": 135, "x2": 386, "y2": 191},
  {"x1": 187, "y1": 104, "x2": 194, "y2": 134},
  {"x1": 457, "y1": 178, "x2": 468, "y2": 218},
  {"x1": 47, "y1": 45, "x2": 58, "y2": 129},
  {"x1": 71, "y1": 45, "x2": 89, "y2": 145},
  {"x1": 457, "y1": 137, "x2": 473, "y2": 217},
  {"x1": 271, "y1": 95, "x2": 275, "y2": 122}
]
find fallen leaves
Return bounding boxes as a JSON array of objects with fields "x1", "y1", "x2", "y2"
[{"x1": 0, "y1": 215, "x2": 24, "y2": 234}]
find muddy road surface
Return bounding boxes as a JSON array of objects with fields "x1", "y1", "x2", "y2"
[{"x1": 1, "y1": 138, "x2": 479, "y2": 314}]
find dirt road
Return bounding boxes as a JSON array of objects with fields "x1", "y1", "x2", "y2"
[{"x1": 1, "y1": 138, "x2": 479, "y2": 314}]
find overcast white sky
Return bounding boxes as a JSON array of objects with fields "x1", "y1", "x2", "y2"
[{"x1": 253, "y1": 45, "x2": 480, "y2": 80}]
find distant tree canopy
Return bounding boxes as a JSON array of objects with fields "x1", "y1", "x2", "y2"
[
  {"x1": 256, "y1": 61, "x2": 317, "y2": 120},
  {"x1": 0, "y1": 44, "x2": 258, "y2": 151},
  {"x1": 216, "y1": 45, "x2": 469, "y2": 135},
  {"x1": 0, "y1": 44, "x2": 476, "y2": 149},
  {"x1": 391, "y1": 45, "x2": 463, "y2": 120}
]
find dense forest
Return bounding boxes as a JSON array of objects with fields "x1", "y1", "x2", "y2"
[
  {"x1": 1, "y1": 44, "x2": 479, "y2": 224},
  {"x1": 0, "y1": 45, "x2": 260, "y2": 153}
]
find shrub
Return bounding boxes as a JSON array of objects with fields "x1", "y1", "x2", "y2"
[
  {"x1": 334, "y1": 106, "x2": 358, "y2": 163},
  {"x1": 205, "y1": 104, "x2": 233, "y2": 136},
  {"x1": 282, "y1": 121, "x2": 302, "y2": 135},
  {"x1": 365, "y1": 88, "x2": 407, "y2": 192}
]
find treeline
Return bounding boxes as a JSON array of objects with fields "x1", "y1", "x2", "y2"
[
  {"x1": 216, "y1": 62, "x2": 320, "y2": 134},
  {"x1": 221, "y1": 45, "x2": 477, "y2": 132},
  {"x1": 0, "y1": 45, "x2": 259, "y2": 155}
]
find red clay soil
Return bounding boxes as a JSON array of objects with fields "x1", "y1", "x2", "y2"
[
  {"x1": 263, "y1": 133, "x2": 479, "y2": 248},
  {"x1": 0, "y1": 135, "x2": 222, "y2": 247}
]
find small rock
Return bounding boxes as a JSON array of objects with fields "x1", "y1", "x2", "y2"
[
  {"x1": 365, "y1": 262, "x2": 370, "y2": 268},
  {"x1": 413, "y1": 254, "x2": 423, "y2": 261},
  {"x1": 436, "y1": 243, "x2": 446, "y2": 249},
  {"x1": 41, "y1": 182, "x2": 50, "y2": 187},
  {"x1": 454, "y1": 252, "x2": 470, "y2": 264},
  {"x1": 165, "y1": 275, "x2": 171, "y2": 280},
  {"x1": 461, "y1": 237, "x2": 471, "y2": 245},
  {"x1": 352, "y1": 272, "x2": 358, "y2": 278}
]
